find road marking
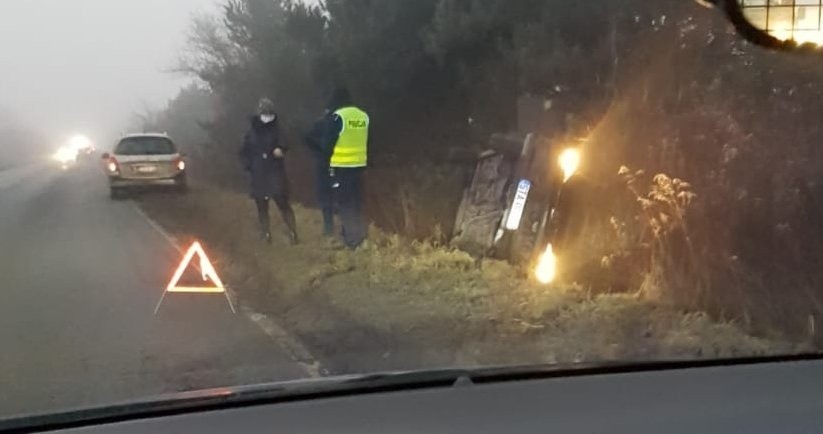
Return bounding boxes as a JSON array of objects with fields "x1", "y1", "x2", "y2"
[
  {"x1": 131, "y1": 202, "x2": 325, "y2": 378},
  {"x1": 242, "y1": 307, "x2": 327, "y2": 378},
  {"x1": 131, "y1": 204, "x2": 183, "y2": 254}
]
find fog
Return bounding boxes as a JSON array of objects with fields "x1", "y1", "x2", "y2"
[{"x1": 0, "y1": 0, "x2": 218, "y2": 155}]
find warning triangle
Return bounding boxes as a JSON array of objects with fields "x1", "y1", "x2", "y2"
[{"x1": 166, "y1": 241, "x2": 226, "y2": 294}]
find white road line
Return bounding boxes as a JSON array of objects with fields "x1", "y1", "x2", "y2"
[
  {"x1": 242, "y1": 306, "x2": 327, "y2": 378},
  {"x1": 130, "y1": 201, "x2": 324, "y2": 378},
  {"x1": 131, "y1": 203, "x2": 184, "y2": 254}
]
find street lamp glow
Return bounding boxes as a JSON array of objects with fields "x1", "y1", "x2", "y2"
[
  {"x1": 559, "y1": 148, "x2": 581, "y2": 183},
  {"x1": 535, "y1": 243, "x2": 557, "y2": 284}
]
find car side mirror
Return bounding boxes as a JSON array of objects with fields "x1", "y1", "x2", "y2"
[{"x1": 101, "y1": 153, "x2": 110, "y2": 160}]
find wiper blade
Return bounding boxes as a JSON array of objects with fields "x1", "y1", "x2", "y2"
[{"x1": 0, "y1": 370, "x2": 484, "y2": 433}]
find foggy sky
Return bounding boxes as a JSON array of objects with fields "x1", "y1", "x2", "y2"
[{"x1": 0, "y1": 0, "x2": 218, "y2": 150}]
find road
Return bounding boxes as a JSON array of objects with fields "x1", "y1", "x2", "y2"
[{"x1": 0, "y1": 160, "x2": 306, "y2": 418}]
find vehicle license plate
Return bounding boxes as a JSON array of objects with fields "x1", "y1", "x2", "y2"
[{"x1": 136, "y1": 165, "x2": 158, "y2": 174}]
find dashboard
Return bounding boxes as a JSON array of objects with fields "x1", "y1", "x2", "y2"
[{"x1": 10, "y1": 357, "x2": 823, "y2": 433}]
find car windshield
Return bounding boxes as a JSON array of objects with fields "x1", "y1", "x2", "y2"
[
  {"x1": 0, "y1": 0, "x2": 820, "y2": 422},
  {"x1": 115, "y1": 137, "x2": 176, "y2": 156}
]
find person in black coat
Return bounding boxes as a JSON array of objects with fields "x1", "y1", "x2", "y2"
[
  {"x1": 239, "y1": 98, "x2": 299, "y2": 245},
  {"x1": 305, "y1": 109, "x2": 335, "y2": 237}
]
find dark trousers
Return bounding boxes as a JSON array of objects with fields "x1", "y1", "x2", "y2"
[
  {"x1": 255, "y1": 195, "x2": 297, "y2": 236},
  {"x1": 315, "y1": 163, "x2": 335, "y2": 236},
  {"x1": 332, "y1": 167, "x2": 366, "y2": 248}
]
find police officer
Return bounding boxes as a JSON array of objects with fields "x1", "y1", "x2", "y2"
[
  {"x1": 323, "y1": 87, "x2": 369, "y2": 249},
  {"x1": 239, "y1": 98, "x2": 299, "y2": 245}
]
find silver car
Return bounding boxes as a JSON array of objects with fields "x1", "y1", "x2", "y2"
[{"x1": 102, "y1": 133, "x2": 188, "y2": 199}]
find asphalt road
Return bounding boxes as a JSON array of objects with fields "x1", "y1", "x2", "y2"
[{"x1": 0, "y1": 159, "x2": 306, "y2": 419}]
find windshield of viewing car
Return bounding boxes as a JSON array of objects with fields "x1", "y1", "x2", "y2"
[
  {"x1": 115, "y1": 137, "x2": 176, "y2": 156},
  {"x1": 0, "y1": 0, "x2": 820, "y2": 422}
]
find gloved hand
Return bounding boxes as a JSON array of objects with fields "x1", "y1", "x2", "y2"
[{"x1": 273, "y1": 148, "x2": 284, "y2": 158}]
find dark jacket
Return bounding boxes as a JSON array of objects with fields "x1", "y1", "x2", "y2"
[
  {"x1": 239, "y1": 115, "x2": 289, "y2": 200},
  {"x1": 305, "y1": 112, "x2": 338, "y2": 167}
]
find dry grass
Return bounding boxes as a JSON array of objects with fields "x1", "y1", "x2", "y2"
[{"x1": 137, "y1": 185, "x2": 804, "y2": 373}]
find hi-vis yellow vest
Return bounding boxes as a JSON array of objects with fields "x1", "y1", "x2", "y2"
[{"x1": 331, "y1": 106, "x2": 369, "y2": 168}]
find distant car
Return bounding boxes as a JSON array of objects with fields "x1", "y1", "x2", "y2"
[
  {"x1": 76, "y1": 144, "x2": 95, "y2": 159},
  {"x1": 103, "y1": 133, "x2": 188, "y2": 199},
  {"x1": 69, "y1": 134, "x2": 96, "y2": 160}
]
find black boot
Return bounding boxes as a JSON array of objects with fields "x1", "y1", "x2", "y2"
[
  {"x1": 259, "y1": 219, "x2": 273, "y2": 245},
  {"x1": 256, "y1": 198, "x2": 272, "y2": 245},
  {"x1": 283, "y1": 207, "x2": 299, "y2": 245},
  {"x1": 273, "y1": 196, "x2": 299, "y2": 246}
]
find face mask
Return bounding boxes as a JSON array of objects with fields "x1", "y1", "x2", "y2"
[{"x1": 260, "y1": 114, "x2": 276, "y2": 124}]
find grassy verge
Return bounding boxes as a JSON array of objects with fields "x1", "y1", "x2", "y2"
[{"x1": 137, "y1": 184, "x2": 804, "y2": 375}]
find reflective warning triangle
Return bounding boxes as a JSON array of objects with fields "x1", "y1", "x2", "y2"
[{"x1": 166, "y1": 241, "x2": 226, "y2": 293}]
